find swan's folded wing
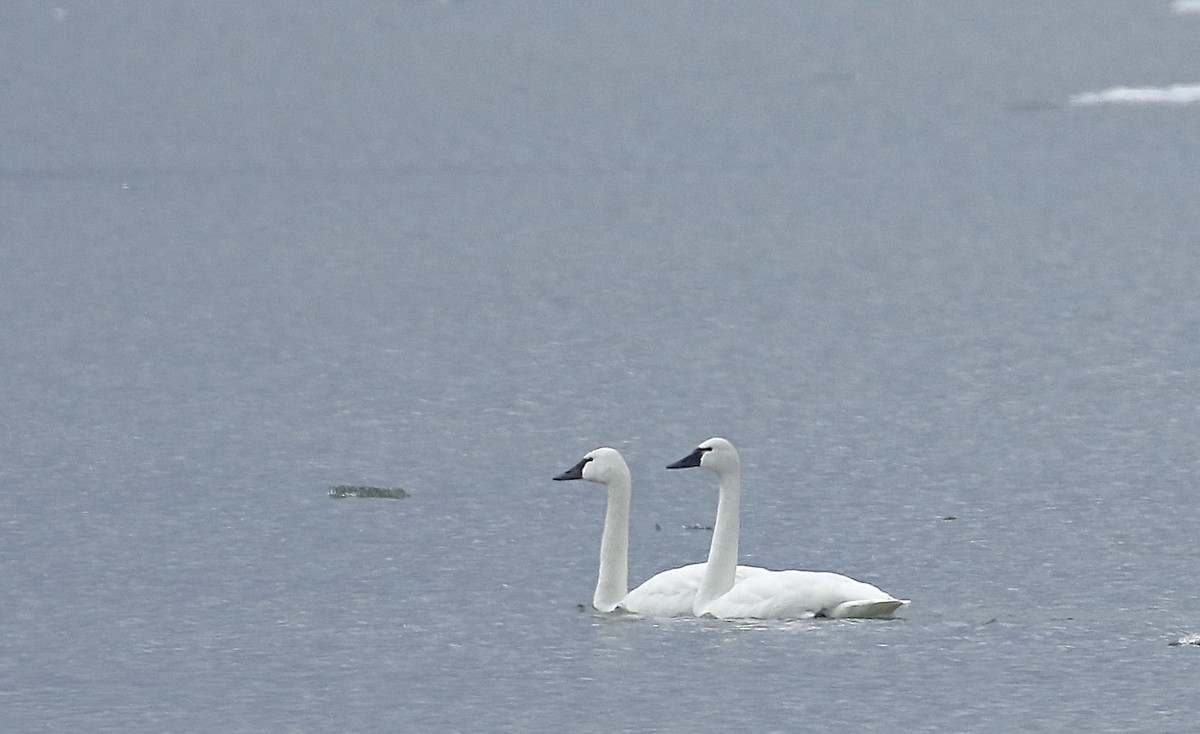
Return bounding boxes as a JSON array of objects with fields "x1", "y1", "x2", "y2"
[{"x1": 699, "y1": 570, "x2": 905, "y2": 620}]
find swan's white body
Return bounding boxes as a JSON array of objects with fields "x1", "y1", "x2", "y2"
[
  {"x1": 668, "y1": 437, "x2": 909, "y2": 620},
  {"x1": 555, "y1": 447, "x2": 767, "y2": 616},
  {"x1": 616, "y1": 562, "x2": 769, "y2": 616}
]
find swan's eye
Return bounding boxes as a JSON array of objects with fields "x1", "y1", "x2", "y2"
[{"x1": 699, "y1": 446, "x2": 713, "y2": 454}]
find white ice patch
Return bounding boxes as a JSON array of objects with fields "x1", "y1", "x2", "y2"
[{"x1": 1069, "y1": 83, "x2": 1200, "y2": 106}]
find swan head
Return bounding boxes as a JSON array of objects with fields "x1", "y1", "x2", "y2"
[
  {"x1": 553, "y1": 447, "x2": 630, "y2": 485},
  {"x1": 666, "y1": 437, "x2": 740, "y2": 474}
]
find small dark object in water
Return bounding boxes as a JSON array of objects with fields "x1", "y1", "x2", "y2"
[
  {"x1": 942, "y1": 516, "x2": 957, "y2": 521},
  {"x1": 329, "y1": 485, "x2": 409, "y2": 500},
  {"x1": 683, "y1": 523, "x2": 714, "y2": 531},
  {"x1": 1169, "y1": 634, "x2": 1200, "y2": 647}
]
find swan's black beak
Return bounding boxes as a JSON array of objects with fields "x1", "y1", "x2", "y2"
[
  {"x1": 553, "y1": 456, "x2": 590, "y2": 481},
  {"x1": 667, "y1": 447, "x2": 706, "y2": 469}
]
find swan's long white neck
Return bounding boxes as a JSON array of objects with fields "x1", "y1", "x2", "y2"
[
  {"x1": 594, "y1": 471, "x2": 631, "y2": 612},
  {"x1": 695, "y1": 463, "x2": 741, "y2": 612}
]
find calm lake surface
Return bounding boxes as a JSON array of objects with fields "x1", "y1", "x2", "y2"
[{"x1": 3, "y1": 2, "x2": 1200, "y2": 731}]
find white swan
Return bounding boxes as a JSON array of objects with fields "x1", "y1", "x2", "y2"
[
  {"x1": 667, "y1": 437, "x2": 909, "y2": 620},
  {"x1": 554, "y1": 447, "x2": 768, "y2": 616}
]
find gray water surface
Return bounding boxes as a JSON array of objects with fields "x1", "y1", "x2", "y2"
[{"x1": 3, "y1": 2, "x2": 1200, "y2": 732}]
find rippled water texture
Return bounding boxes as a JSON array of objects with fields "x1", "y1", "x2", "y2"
[{"x1": 3, "y1": 2, "x2": 1199, "y2": 731}]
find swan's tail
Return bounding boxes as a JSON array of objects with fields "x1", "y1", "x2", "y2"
[{"x1": 831, "y1": 598, "x2": 910, "y2": 619}]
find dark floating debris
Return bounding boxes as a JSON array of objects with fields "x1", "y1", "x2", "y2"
[
  {"x1": 329, "y1": 485, "x2": 410, "y2": 500},
  {"x1": 683, "y1": 523, "x2": 714, "y2": 531}
]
